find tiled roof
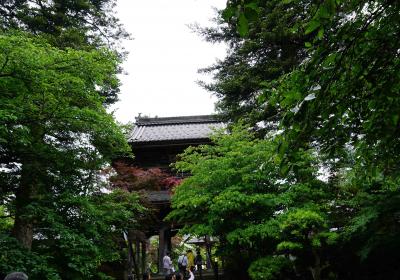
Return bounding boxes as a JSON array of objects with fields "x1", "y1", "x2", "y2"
[{"x1": 128, "y1": 115, "x2": 225, "y2": 143}]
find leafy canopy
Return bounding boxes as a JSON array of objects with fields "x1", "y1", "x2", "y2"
[
  {"x1": 189, "y1": 0, "x2": 400, "y2": 279},
  {"x1": 0, "y1": 31, "x2": 139, "y2": 279},
  {"x1": 168, "y1": 126, "x2": 338, "y2": 280}
]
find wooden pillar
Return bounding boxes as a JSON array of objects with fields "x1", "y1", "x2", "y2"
[
  {"x1": 166, "y1": 229, "x2": 172, "y2": 255},
  {"x1": 141, "y1": 240, "x2": 147, "y2": 274},
  {"x1": 158, "y1": 226, "x2": 171, "y2": 273},
  {"x1": 136, "y1": 240, "x2": 141, "y2": 275},
  {"x1": 124, "y1": 231, "x2": 134, "y2": 279},
  {"x1": 128, "y1": 239, "x2": 138, "y2": 279},
  {"x1": 158, "y1": 227, "x2": 166, "y2": 273},
  {"x1": 205, "y1": 235, "x2": 212, "y2": 269}
]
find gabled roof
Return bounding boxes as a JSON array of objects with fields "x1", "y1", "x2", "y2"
[{"x1": 128, "y1": 115, "x2": 224, "y2": 144}]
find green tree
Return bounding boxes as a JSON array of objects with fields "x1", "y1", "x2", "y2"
[
  {"x1": 0, "y1": 0, "x2": 128, "y2": 105},
  {"x1": 168, "y1": 126, "x2": 338, "y2": 280},
  {"x1": 0, "y1": 32, "x2": 140, "y2": 278},
  {"x1": 0, "y1": 31, "x2": 127, "y2": 247},
  {"x1": 199, "y1": 0, "x2": 400, "y2": 278},
  {"x1": 198, "y1": 0, "x2": 309, "y2": 126},
  {"x1": 0, "y1": 0, "x2": 127, "y2": 48},
  {"x1": 1, "y1": 189, "x2": 144, "y2": 279},
  {"x1": 0, "y1": 1, "x2": 139, "y2": 278},
  {"x1": 269, "y1": 1, "x2": 400, "y2": 277}
]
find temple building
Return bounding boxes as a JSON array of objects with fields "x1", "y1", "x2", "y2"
[{"x1": 125, "y1": 115, "x2": 224, "y2": 276}]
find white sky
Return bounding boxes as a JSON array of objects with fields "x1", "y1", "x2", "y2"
[{"x1": 112, "y1": 0, "x2": 227, "y2": 123}]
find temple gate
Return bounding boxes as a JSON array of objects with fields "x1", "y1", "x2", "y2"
[{"x1": 126, "y1": 115, "x2": 224, "y2": 276}]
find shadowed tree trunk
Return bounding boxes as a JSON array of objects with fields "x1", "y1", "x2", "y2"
[
  {"x1": 12, "y1": 162, "x2": 39, "y2": 249},
  {"x1": 309, "y1": 248, "x2": 329, "y2": 280},
  {"x1": 11, "y1": 125, "x2": 44, "y2": 249}
]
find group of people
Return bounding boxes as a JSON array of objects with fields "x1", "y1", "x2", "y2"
[
  {"x1": 2, "y1": 250, "x2": 204, "y2": 280},
  {"x1": 163, "y1": 249, "x2": 203, "y2": 280}
]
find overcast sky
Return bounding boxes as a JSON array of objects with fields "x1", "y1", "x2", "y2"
[{"x1": 112, "y1": 0, "x2": 227, "y2": 123}]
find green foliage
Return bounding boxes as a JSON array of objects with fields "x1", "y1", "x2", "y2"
[
  {"x1": 0, "y1": 0, "x2": 128, "y2": 48},
  {"x1": 169, "y1": 125, "x2": 337, "y2": 279},
  {"x1": 0, "y1": 206, "x2": 13, "y2": 231},
  {"x1": 248, "y1": 256, "x2": 291, "y2": 280},
  {"x1": 0, "y1": 0, "x2": 128, "y2": 104},
  {"x1": 0, "y1": 31, "x2": 140, "y2": 278},
  {"x1": 0, "y1": 234, "x2": 60, "y2": 279},
  {"x1": 0, "y1": 1, "x2": 136, "y2": 278},
  {"x1": 0, "y1": 31, "x2": 129, "y2": 172},
  {"x1": 198, "y1": 0, "x2": 308, "y2": 125},
  {"x1": 271, "y1": 1, "x2": 400, "y2": 274},
  {"x1": 198, "y1": 0, "x2": 400, "y2": 279},
  {"x1": 1, "y1": 190, "x2": 143, "y2": 279},
  {"x1": 276, "y1": 241, "x2": 302, "y2": 252}
]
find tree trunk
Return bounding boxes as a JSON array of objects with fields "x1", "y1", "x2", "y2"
[
  {"x1": 204, "y1": 235, "x2": 212, "y2": 269},
  {"x1": 129, "y1": 239, "x2": 140, "y2": 280},
  {"x1": 11, "y1": 124, "x2": 44, "y2": 250},
  {"x1": 309, "y1": 248, "x2": 324, "y2": 280},
  {"x1": 11, "y1": 163, "x2": 38, "y2": 249},
  {"x1": 12, "y1": 209, "x2": 34, "y2": 249}
]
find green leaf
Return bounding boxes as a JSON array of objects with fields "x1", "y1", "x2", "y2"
[
  {"x1": 222, "y1": 6, "x2": 235, "y2": 21},
  {"x1": 245, "y1": 2, "x2": 260, "y2": 13},
  {"x1": 280, "y1": 163, "x2": 290, "y2": 176},
  {"x1": 392, "y1": 114, "x2": 399, "y2": 126},
  {"x1": 317, "y1": 27, "x2": 324, "y2": 39},
  {"x1": 317, "y1": 5, "x2": 330, "y2": 19},
  {"x1": 244, "y1": 7, "x2": 259, "y2": 22},
  {"x1": 305, "y1": 20, "x2": 320, "y2": 34},
  {"x1": 238, "y1": 13, "x2": 249, "y2": 37},
  {"x1": 324, "y1": 53, "x2": 337, "y2": 65}
]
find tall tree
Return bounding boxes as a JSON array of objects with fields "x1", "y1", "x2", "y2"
[
  {"x1": 0, "y1": 0, "x2": 127, "y2": 48},
  {"x1": 269, "y1": 1, "x2": 400, "y2": 276},
  {"x1": 0, "y1": 32, "x2": 128, "y2": 249},
  {"x1": 0, "y1": 1, "x2": 138, "y2": 278},
  {"x1": 0, "y1": 32, "x2": 142, "y2": 278},
  {"x1": 0, "y1": 0, "x2": 129, "y2": 105},
  {"x1": 168, "y1": 126, "x2": 339, "y2": 280},
  {"x1": 195, "y1": 0, "x2": 400, "y2": 278},
  {"x1": 198, "y1": 0, "x2": 309, "y2": 126}
]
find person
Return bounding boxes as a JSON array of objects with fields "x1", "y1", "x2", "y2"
[
  {"x1": 187, "y1": 249, "x2": 195, "y2": 271},
  {"x1": 194, "y1": 248, "x2": 203, "y2": 280},
  {"x1": 177, "y1": 253, "x2": 188, "y2": 275},
  {"x1": 188, "y1": 266, "x2": 195, "y2": 280},
  {"x1": 163, "y1": 252, "x2": 173, "y2": 276},
  {"x1": 4, "y1": 272, "x2": 28, "y2": 280}
]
